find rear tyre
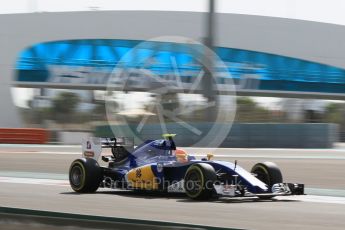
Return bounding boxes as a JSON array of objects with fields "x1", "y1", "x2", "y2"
[
  {"x1": 69, "y1": 158, "x2": 102, "y2": 193},
  {"x1": 251, "y1": 162, "x2": 283, "y2": 199},
  {"x1": 184, "y1": 163, "x2": 217, "y2": 200}
]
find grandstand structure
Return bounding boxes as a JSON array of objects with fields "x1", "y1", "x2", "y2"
[
  {"x1": 1, "y1": 11, "x2": 345, "y2": 127},
  {"x1": 16, "y1": 39, "x2": 345, "y2": 95}
]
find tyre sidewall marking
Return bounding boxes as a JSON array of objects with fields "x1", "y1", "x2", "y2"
[
  {"x1": 70, "y1": 161, "x2": 86, "y2": 190},
  {"x1": 254, "y1": 164, "x2": 271, "y2": 185},
  {"x1": 185, "y1": 165, "x2": 205, "y2": 198}
]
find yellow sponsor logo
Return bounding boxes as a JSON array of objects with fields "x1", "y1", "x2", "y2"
[{"x1": 127, "y1": 165, "x2": 158, "y2": 190}]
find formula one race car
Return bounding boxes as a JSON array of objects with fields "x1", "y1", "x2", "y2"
[{"x1": 69, "y1": 134, "x2": 304, "y2": 200}]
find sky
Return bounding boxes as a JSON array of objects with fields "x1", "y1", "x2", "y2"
[{"x1": 2, "y1": 0, "x2": 345, "y2": 26}]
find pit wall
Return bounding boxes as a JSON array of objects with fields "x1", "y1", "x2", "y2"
[{"x1": 95, "y1": 123, "x2": 339, "y2": 148}]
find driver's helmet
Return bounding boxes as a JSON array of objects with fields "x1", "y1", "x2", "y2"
[{"x1": 175, "y1": 148, "x2": 188, "y2": 163}]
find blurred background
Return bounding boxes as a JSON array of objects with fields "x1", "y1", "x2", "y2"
[
  {"x1": 1, "y1": 2, "x2": 345, "y2": 229},
  {"x1": 1, "y1": 0, "x2": 345, "y2": 147}
]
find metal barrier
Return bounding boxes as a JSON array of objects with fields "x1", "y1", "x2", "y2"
[{"x1": 95, "y1": 123, "x2": 339, "y2": 148}]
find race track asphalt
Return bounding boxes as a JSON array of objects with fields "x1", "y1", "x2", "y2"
[{"x1": 0, "y1": 145, "x2": 345, "y2": 229}]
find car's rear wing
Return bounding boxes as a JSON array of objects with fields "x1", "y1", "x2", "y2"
[
  {"x1": 82, "y1": 137, "x2": 134, "y2": 160},
  {"x1": 100, "y1": 137, "x2": 134, "y2": 148}
]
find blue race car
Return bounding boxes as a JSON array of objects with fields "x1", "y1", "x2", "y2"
[{"x1": 69, "y1": 134, "x2": 304, "y2": 200}]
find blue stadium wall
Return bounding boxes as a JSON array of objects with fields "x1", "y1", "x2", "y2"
[{"x1": 16, "y1": 39, "x2": 345, "y2": 94}]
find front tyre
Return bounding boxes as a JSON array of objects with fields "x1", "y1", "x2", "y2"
[
  {"x1": 184, "y1": 163, "x2": 217, "y2": 200},
  {"x1": 69, "y1": 158, "x2": 102, "y2": 193},
  {"x1": 251, "y1": 162, "x2": 283, "y2": 187},
  {"x1": 251, "y1": 162, "x2": 283, "y2": 199}
]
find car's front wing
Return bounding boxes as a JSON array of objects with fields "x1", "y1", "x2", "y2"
[{"x1": 213, "y1": 183, "x2": 305, "y2": 198}]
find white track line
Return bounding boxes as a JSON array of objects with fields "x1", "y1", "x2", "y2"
[
  {"x1": 0, "y1": 151, "x2": 80, "y2": 155},
  {"x1": 1, "y1": 176, "x2": 345, "y2": 205},
  {"x1": 0, "y1": 176, "x2": 69, "y2": 187},
  {"x1": 275, "y1": 195, "x2": 345, "y2": 205},
  {"x1": 1, "y1": 151, "x2": 345, "y2": 160},
  {"x1": 207, "y1": 155, "x2": 345, "y2": 160}
]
